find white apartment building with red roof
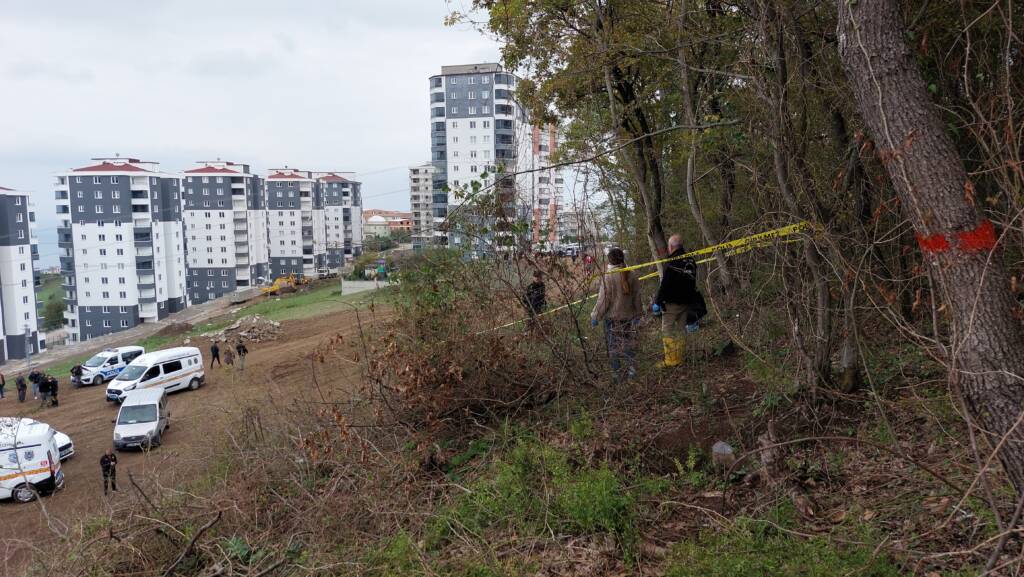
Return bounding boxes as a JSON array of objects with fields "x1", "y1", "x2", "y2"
[
  {"x1": 54, "y1": 157, "x2": 189, "y2": 343},
  {"x1": 313, "y1": 172, "x2": 363, "y2": 268},
  {"x1": 181, "y1": 161, "x2": 269, "y2": 304},
  {"x1": 264, "y1": 168, "x2": 327, "y2": 278}
]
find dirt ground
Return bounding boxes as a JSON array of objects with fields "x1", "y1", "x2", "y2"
[{"x1": 0, "y1": 305, "x2": 387, "y2": 567}]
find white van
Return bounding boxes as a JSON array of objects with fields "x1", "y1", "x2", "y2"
[
  {"x1": 0, "y1": 418, "x2": 65, "y2": 503},
  {"x1": 75, "y1": 346, "x2": 146, "y2": 387},
  {"x1": 106, "y1": 347, "x2": 205, "y2": 403},
  {"x1": 113, "y1": 389, "x2": 169, "y2": 451}
]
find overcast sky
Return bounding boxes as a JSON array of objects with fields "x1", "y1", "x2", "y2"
[{"x1": 0, "y1": 1, "x2": 500, "y2": 266}]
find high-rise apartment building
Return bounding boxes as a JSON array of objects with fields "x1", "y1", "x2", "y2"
[
  {"x1": 525, "y1": 124, "x2": 567, "y2": 250},
  {"x1": 314, "y1": 172, "x2": 363, "y2": 268},
  {"x1": 428, "y1": 63, "x2": 532, "y2": 253},
  {"x1": 0, "y1": 186, "x2": 43, "y2": 363},
  {"x1": 409, "y1": 163, "x2": 436, "y2": 249},
  {"x1": 264, "y1": 169, "x2": 326, "y2": 278},
  {"x1": 55, "y1": 158, "x2": 188, "y2": 342},
  {"x1": 182, "y1": 161, "x2": 269, "y2": 304}
]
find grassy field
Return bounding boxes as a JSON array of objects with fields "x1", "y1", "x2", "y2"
[
  {"x1": 34, "y1": 281, "x2": 393, "y2": 378},
  {"x1": 37, "y1": 273, "x2": 63, "y2": 304}
]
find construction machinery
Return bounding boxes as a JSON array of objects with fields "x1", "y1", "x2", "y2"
[{"x1": 261, "y1": 275, "x2": 302, "y2": 296}]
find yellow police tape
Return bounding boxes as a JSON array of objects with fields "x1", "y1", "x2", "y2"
[
  {"x1": 609, "y1": 220, "x2": 812, "y2": 275},
  {"x1": 479, "y1": 221, "x2": 811, "y2": 333}
]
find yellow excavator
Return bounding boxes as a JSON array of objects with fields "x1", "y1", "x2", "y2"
[{"x1": 261, "y1": 274, "x2": 304, "y2": 296}]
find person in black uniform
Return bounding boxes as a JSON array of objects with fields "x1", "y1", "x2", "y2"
[
  {"x1": 100, "y1": 449, "x2": 118, "y2": 495},
  {"x1": 210, "y1": 341, "x2": 221, "y2": 368}
]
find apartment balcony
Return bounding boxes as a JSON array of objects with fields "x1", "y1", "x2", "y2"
[
  {"x1": 131, "y1": 190, "x2": 148, "y2": 200},
  {"x1": 56, "y1": 205, "x2": 70, "y2": 214},
  {"x1": 135, "y1": 246, "x2": 153, "y2": 257},
  {"x1": 236, "y1": 256, "x2": 249, "y2": 266},
  {"x1": 58, "y1": 234, "x2": 73, "y2": 249},
  {"x1": 54, "y1": 191, "x2": 68, "y2": 200},
  {"x1": 233, "y1": 222, "x2": 248, "y2": 232},
  {"x1": 133, "y1": 218, "x2": 152, "y2": 229},
  {"x1": 233, "y1": 213, "x2": 247, "y2": 222},
  {"x1": 137, "y1": 274, "x2": 155, "y2": 285},
  {"x1": 130, "y1": 177, "x2": 150, "y2": 190}
]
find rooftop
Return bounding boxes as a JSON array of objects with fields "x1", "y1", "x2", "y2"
[
  {"x1": 72, "y1": 161, "x2": 151, "y2": 173},
  {"x1": 439, "y1": 63, "x2": 504, "y2": 76}
]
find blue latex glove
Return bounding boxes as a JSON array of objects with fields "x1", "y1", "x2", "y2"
[
  {"x1": 686, "y1": 322, "x2": 699, "y2": 333},
  {"x1": 651, "y1": 303, "x2": 662, "y2": 316},
  {"x1": 590, "y1": 318, "x2": 599, "y2": 327}
]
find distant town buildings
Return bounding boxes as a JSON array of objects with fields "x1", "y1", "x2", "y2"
[
  {"x1": 422, "y1": 63, "x2": 568, "y2": 253},
  {"x1": 0, "y1": 186, "x2": 44, "y2": 363},
  {"x1": 53, "y1": 158, "x2": 365, "y2": 343},
  {"x1": 363, "y1": 209, "x2": 413, "y2": 238},
  {"x1": 408, "y1": 163, "x2": 436, "y2": 249}
]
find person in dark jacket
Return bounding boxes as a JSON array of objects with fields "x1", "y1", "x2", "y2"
[
  {"x1": 100, "y1": 449, "x2": 118, "y2": 495},
  {"x1": 0, "y1": 371, "x2": 5, "y2": 399},
  {"x1": 48, "y1": 376, "x2": 59, "y2": 407},
  {"x1": 210, "y1": 341, "x2": 221, "y2": 368},
  {"x1": 16, "y1": 375, "x2": 27, "y2": 403},
  {"x1": 651, "y1": 235, "x2": 700, "y2": 367},
  {"x1": 523, "y1": 270, "x2": 547, "y2": 330},
  {"x1": 235, "y1": 341, "x2": 249, "y2": 371},
  {"x1": 36, "y1": 373, "x2": 52, "y2": 408}
]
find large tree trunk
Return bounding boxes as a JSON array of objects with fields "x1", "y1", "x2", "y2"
[
  {"x1": 676, "y1": 0, "x2": 734, "y2": 289},
  {"x1": 838, "y1": 0, "x2": 1024, "y2": 495}
]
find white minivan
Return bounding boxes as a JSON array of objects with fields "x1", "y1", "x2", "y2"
[
  {"x1": 106, "y1": 347, "x2": 205, "y2": 403},
  {"x1": 0, "y1": 418, "x2": 65, "y2": 503},
  {"x1": 113, "y1": 389, "x2": 169, "y2": 450},
  {"x1": 75, "y1": 346, "x2": 146, "y2": 387}
]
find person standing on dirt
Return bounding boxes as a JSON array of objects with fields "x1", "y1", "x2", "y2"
[
  {"x1": 0, "y1": 371, "x2": 5, "y2": 400},
  {"x1": 100, "y1": 449, "x2": 118, "y2": 495},
  {"x1": 223, "y1": 346, "x2": 234, "y2": 367},
  {"x1": 235, "y1": 341, "x2": 249, "y2": 370},
  {"x1": 210, "y1": 341, "x2": 221, "y2": 368},
  {"x1": 37, "y1": 374, "x2": 51, "y2": 408},
  {"x1": 49, "y1": 375, "x2": 59, "y2": 407},
  {"x1": 651, "y1": 234, "x2": 701, "y2": 368},
  {"x1": 16, "y1": 375, "x2": 27, "y2": 403},
  {"x1": 590, "y1": 247, "x2": 643, "y2": 381}
]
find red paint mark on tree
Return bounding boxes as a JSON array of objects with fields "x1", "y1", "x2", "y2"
[
  {"x1": 958, "y1": 219, "x2": 996, "y2": 252},
  {"x1": 916, "y1": 231, "x2": 950, "y2": 253},
  {"x1": 916, "y1": 219, "x2": 997, "y2": 254}
]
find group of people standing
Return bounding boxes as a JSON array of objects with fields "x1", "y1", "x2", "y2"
[
  {"x1": 591, "y1": 235, "x2": 705, "y2": 381},
  {"x1": 209, "y1": 339, "x2": 249, "y2": 370},
  {"x1": 0, "y1": 370, "x2": 59, "y2": 406},
  {"x1": 523, "y1": 234, "x2": 706, "y2": 382}
]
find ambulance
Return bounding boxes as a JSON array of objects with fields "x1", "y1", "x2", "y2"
[{"x1": 0, "y1": 418, "x2": 65, "y2": 503}]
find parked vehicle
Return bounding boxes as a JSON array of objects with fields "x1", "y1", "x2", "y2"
[
  {"x1": 0, "y1": 418, "x2": 65, "y2": 503},
  {"x1": 54, "y1": 431, "x2": 74, "y2": 461},
  {"x1": 74, "y1": 346, "x2": 146, "y2": 387},
  {"x1": 112, "y1": 389, "x2": 169, "y2": 451},
  {"x1": 317, "y1": 267, "x2": 338, "y2": 279},
  {"x1": 105, "y1": 347, "x2": 204, "y2": 403}
]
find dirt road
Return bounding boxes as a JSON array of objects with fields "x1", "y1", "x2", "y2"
[{"x1": 0, "y1": 305, "x2": 387, "y2": 567}]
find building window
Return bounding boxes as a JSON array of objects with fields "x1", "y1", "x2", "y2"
[
  {"x1": 121, "y1": 320, "x2": 129, "y2": 327},
  {"x1": 93, "y1": 176, "x2": 101, "y2": 184},
  {"x1": 451, "y1": 106, "x2": 458, "y2": 114},
  {"x1": 111, "y1": 176, "x2": 119, "y2": 184},
  {"x1": 75, "y1": 176, "x2": 83, "y2": 183},
  {"x1": 482, "y1": 76, "x2": 490, "y2": 84},
  {"x1": 103, "y1": 320, "x2": 112, "y2": 328}
]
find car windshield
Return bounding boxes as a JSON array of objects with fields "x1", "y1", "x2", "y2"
[
  {"x1": 116, "y1": 365, "x2": 146, "y2": 381},
  {"x1": 83, "y1": 354, "x2": 109, "y2": 368},
  {"x1": 117, "y1": 405, "x2": 157, "y2": 425}
]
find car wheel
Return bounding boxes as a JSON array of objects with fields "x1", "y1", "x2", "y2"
[
  {"x1": 188, "y1": 378, "x2": 200, "y2": 391},
  {"x1": 94, "y1": 375, "x2": 104, "y2": 387},
  {"x1": 152, "y1": 433, "x2": 162, "y2": 448},
  {"x1": 12, "y1": 484, "x2": 37, "y2": 503}
]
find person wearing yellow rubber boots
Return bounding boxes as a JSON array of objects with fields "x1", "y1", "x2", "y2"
[{"x1": 652, "y1": 235, "x2": 699, "y2": 367}]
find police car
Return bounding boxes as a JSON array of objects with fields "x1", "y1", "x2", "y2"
[{"x1": 72, "y1": 346, "x2": 145, "y2": 387}]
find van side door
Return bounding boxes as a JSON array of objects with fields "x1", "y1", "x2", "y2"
[{"x1": 160, "y1": 360, "x2": 185, "y2": 391}]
